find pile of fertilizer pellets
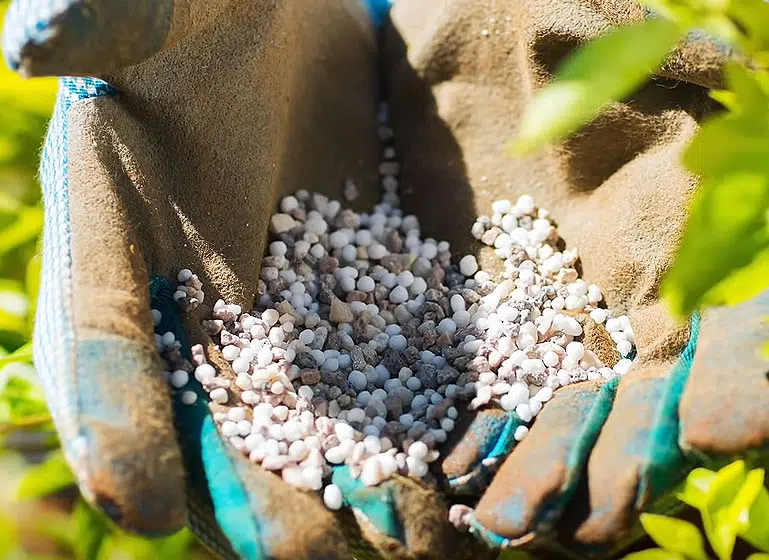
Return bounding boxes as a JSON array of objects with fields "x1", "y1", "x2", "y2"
[{"x1": 152, "y1": 105, "x2": 636, "y2": 513}]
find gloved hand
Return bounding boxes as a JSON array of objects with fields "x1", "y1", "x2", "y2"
[
  {"x1": 381, "y1": 0, "x2": 769, "y2": 557},
  {"x1": 1, "y1": 1, "x2": 491, "y2": 558}
]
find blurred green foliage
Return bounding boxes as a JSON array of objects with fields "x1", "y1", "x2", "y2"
[
  {"x1": 512, "y1": 17, "x2": 681, "y2": 154},
  {"x1": 514, "y1": 0, "x2": 769, "y2": 324},
  {"x1": 622, "y1": 461, "x2": 769, "y2": 560}
]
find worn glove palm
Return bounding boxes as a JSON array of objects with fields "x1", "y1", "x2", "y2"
[
  {"x1": 381, "y1": 0, "x2": 769, "y2": 557},
  {"x1": 1, "y1": 1, "x2": 489, "y2": 559}
]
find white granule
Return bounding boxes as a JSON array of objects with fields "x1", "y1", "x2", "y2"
[{"x1": 153, "y1": 102, "x2": 636, "y2": 514}]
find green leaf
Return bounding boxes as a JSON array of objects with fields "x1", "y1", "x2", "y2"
[
  {"x1": 662, "y1": 170, "x2": 769, "y2": 317},
  {"x1": 73, "y1": 499, "x2": 110, "y2": 560},
  {"x1": 678, "y1": 468, "x2": 717, "y2": 510},
  {"x1": 0, "y1": 205, "x2": 43, "y2": 257},
  {"x1": 145, "y1": 531, "x2": 194, "y2": 559},
  {"x1": 707, "y1": 507, "x2": 739, "y2": 560},
  {"x1": 686, "y1": 67, "x2": 769, "y2": 172},
  {"x1": 17, "y1": 449, "x2": 76, "y2": 500},
  {"x1": 709, "y1": 88, "x2": 739, "y2": 111},
  {"x1": 0, "y1": 15, "x2": 57, "y2": 119},
  {"x1": 639, "y1": 514, "x2": 708, "y2": 560},
  {"x1": 152, "y1": 530, "x2": 196, "y2": 558},
  {"x1": 0, "y1": 341, "x2": 33, "y2": 369},
  {"x1": 638, "y1": 0, "x2": 699, "y2": 26},
  {"x1": 700, "y1": 245, "x2": 769, "y2": 308},
  {"x1": 730, "y1": 468, "x2": 765, "y2": 532},
  {"x1": 30, "y1": 511, "x2": 77, "y2": 553},
  {"x1": 95, "y1": 530, "x2": 195, "y2": 560},
  {"x1": 664, "y1": 65, "x2": 769, "y2": 316},
  {"x1": 740, "y1": 479, "x2": 769, "y2": 552},
  {"x1": 71, "y1": 496, "x2": 196, "y2": 560},
  {"x1": 706, "y1": 461, "x2": 747, "y2": 512},
  {"x1": 747, "y1": 555, "x2": 769, "y2": 560},
  {"x1": 0, "y1": 371, "x2": 50, "y2": 426},
  {"x1": 684, "y1": 112, "x2": 769, "y2": 180},
  {"x1": 0, "y1": 511, "x2": 19, "y2": 558},
  {"x1": 513, "y1": 17, "x2": 682, "y2": 154},
  {"x1": 0, "y1": 280, "x2": 29, "y2": 336},
  {"x1": 26, "y1": 248, "x2": 41, "y2": 326},
  {"x1": 700, "y1": 461, "x2": 748, "y2": 560},
  {"x1": 642, "y1": 0, "x2": 756, "y2": 47},
  {"x1": 727, "y1": 0, "x2": 769, "y2": 54},
  {"x1": 697, "y1": 13, "x2": 743, "y2": 46},
  {"x1": 622, "y1": 549, "x2": 686, "y2": 560},
  {"x1": 0, "y1": 375, "x2": 50, "y2": 436}
]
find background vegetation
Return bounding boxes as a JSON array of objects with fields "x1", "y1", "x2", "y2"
[{"x1": 2, "y1": 0, "x2": 769, "y2": 558}]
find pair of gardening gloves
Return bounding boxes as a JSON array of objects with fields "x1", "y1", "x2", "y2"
[{"x1": 4, "y1": 0, "x2": 769, "y2": 558}]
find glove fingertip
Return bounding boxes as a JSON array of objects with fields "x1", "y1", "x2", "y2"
[
  {"x1": 2, "y1": 0, "x2": 173, "y2": 77},
  {"x1": 67, "y1": 337, "x2": 187, "y2": 536},
  {"x1": 333, "y1": 465, "x2": 401, "y2": 540},
  {"x1": 473, "y1": 380, "x2": 610, "y2": 541},
  {"x1": 441, "y1": 409, "x2": 512, "y2": 488}
]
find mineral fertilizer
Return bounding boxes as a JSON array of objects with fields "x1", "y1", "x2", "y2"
[{"x1": 152, "y1": 103, "x2": 636, "y2": 515}]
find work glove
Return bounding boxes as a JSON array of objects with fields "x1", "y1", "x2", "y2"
[
  {"x1": 381, "y1": 0, "x2": 769, "y2": 557},
  {"x1": 1, "y1": 0, "x2": 492, "y2": 558}
]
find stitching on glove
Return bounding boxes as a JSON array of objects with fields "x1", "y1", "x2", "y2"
[
  {"x1": 526, "y1": 379, "x2": 620, "y2": 536},
  {"x1": 446, "y1": 413, "x2": 526, "y2": 493},
  {"x1": 34, "y1": 76, "x2": 117, "y2": 497},
  {"x1": 636, "y1": 313, "x2": 701, "y2": 507},
  {"x1": 447, "y1": 410, "x2": 515, "y2": 493},
  {"x1": 468, "y1": 515, "x2": 536, "y2": 550},
  {"x1": 487, "y1": 412, "x2": 525, "y2": 460}
]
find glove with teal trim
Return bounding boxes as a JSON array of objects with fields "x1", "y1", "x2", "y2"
[
  {"x1": 381, "y1": 0, "x2": 769, "y2": 556},
  {"x1": 1, "y1": 0, "x2": 488, "y2": 558}
]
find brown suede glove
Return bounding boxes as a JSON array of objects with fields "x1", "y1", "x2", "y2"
[
  {"x1": 2, "y1": 1, "x2": 490, "y2": 558},
  {"x1": 382, "y1": 0, "x2": 769, "y2": 557}
]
